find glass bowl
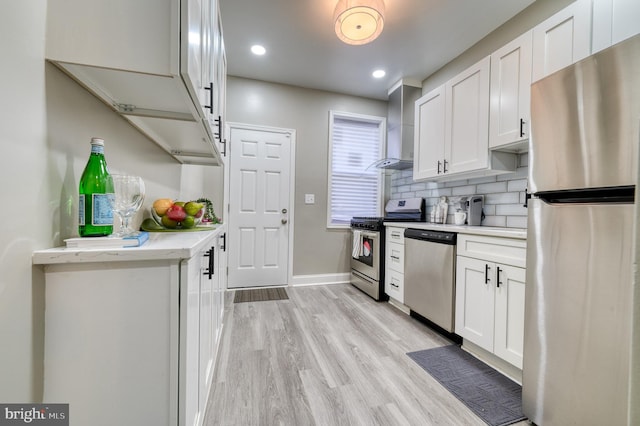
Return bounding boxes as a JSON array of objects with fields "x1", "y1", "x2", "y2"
[{"x1": 150, "y1": 203, "x2": 205, "y2": 230}]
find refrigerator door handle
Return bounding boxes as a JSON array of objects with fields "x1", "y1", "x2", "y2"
[{"x1": 523, "y1": 189, "x2": 531, "y2": 207}]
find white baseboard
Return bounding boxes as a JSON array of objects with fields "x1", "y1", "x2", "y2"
[
  {"x1": 290, "y1": 272, "x2": 350, "y2": 287},
  {"x1": 460, "y1": 340, "x2": 523, "y2": 385},
  {"x1": 388, "y1": 298, "x2": 411, "y2": 314}
]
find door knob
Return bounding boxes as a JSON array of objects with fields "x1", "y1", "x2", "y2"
[
  {"x1": 281, "y1": 219, "x2": 288, "y2": 224},
  {"x1": 282, "y1": 208, "x2": 288, "y2": 214}
]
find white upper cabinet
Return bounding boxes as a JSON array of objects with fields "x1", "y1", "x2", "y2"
[
  {"x1": 531, "y1": 0, "x2": 592, "y2": 82},
  {"x1": 592, "y1": 0, "x2": 640, "y2": 53},
  {"x1": 489, "y1": 31, "x2": 533, "y2": 151},
  {"x1": 46, "y1": 0, "x2": 226, "y2": 165},
  {"x1": 414, "y1": 57, "x2": 516, "y2": 182},
  {"x1": 211, "y1": 5, "x2": 228, "y2": 160},
  {"x1": 186, "y1": 0, "x2": 206, "y2": 117},
  {"x1": 414, "y1": 86, "x2": 446, "y2": 180},
  {"x1": 445, "y1": 56, "x2": 491, "y2": 175}
]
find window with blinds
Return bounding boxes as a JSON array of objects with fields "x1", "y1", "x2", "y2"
[{"x1": 327, "y1": 111, "x2": 385, "y2": 227}]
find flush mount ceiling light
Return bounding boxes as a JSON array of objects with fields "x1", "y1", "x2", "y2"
[
  {"x1": 372, "y1": 69, "x2": 386, "y2": 78},
  {"x1": 334, "y1": 0, "x2": 385, "y2": 45},
  {"x1": 251, "y1": 45, "x2": 266, "y2": 55}
]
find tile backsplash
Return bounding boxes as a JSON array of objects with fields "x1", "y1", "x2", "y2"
[{"x1": 390, "y1": 154, "x2": 529, "y2": 228}]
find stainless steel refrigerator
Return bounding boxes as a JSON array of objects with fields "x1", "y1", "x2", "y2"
[{"x1": 523, "y1": 34, "x2": 640, "y2": 425}]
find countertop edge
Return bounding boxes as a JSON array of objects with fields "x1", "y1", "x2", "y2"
[
  {"x1": 383, "y1": 222, "x2": 527, "y2": 239},
  {"x1": 33, "y1": 226, "x2": 226, "y2": 265}
]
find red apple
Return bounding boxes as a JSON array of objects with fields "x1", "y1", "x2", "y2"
[{"x1": 166, "y1": 204, "x2": 187, "y2": 222}]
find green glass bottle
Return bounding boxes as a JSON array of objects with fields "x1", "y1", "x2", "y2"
[{"x1": 78, "y1": 137, "x2": 115, "y2": 237}]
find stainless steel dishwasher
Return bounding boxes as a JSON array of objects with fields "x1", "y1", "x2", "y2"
[{"x1": 404, "y1": 229, "x2": 457, "y2": 332}]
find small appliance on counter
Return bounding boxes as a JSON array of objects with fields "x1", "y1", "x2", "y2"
[
  {"x1": 466, "y1": 195, "x2": 484, "y2": 225},
  {"x1": 384, "y1": 197, "x2": 426, "y2": 222}
]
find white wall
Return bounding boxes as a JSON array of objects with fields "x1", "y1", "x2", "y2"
[
  {"x1": 0, "y1": 1, "x2": 217, "y2": 402},
  {"x1": 226, "y1": 77, "x2": 387, "y2": 277},
  {"x1": 0, "y1": 2, "x2": 48, "y2": 402}
]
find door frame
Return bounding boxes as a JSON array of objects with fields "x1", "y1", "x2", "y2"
[{"x1": 224, "y1": 121, "x2": 297, "y2": 287}]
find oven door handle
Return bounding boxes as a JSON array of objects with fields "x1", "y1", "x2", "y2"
[{"x1": 357, "y1": 231, "x2": 379, "y2": 239}]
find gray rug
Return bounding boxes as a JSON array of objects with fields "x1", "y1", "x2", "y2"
[
  {"x1": 407, "y1": 345, "x2": 526, "y2": 426},
  {"x1": 233, "y1": 288, "x2": 289, "y2": 303}
]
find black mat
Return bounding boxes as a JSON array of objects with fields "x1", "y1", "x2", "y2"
[
  {"x1": 233, "y1": 288, "x2": 289, "y2": 303},
  {"x1": 407, "y1": 345, "x2": 526, "y2": 426}
]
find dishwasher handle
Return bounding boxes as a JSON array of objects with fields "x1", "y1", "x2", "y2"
[{"x1": 404, "y1": 228, "x2": 457, "y2": 245}]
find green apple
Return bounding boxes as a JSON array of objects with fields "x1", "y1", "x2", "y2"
[{"x1": 161, "y1": 215, "x2": 178, "y2": 229}]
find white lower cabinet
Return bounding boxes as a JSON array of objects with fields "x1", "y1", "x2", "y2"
[
  {"x1": 492, "y1": 264, "x2": 526, "y2": 367},
  {"x1": 455, "y1": 234, "x2": 526, "y2": 370},
  {"x1": 385, "y1": 226, "x2": 405, "y2": 302},
  {"x1": 33, "y1": 230, "x2": 226, "y2": 426}
]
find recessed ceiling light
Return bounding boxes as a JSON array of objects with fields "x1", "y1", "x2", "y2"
[
  {"x1": 251, "y1": 45, "x2": 266, "y2": 56},
  {"x1": 372, "y1": 69, "x2": 386, "y2": 79}
]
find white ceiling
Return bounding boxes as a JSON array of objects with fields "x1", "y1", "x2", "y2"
[{"x1": 218, "y1": 0, "x2": 535, "y2": 101}]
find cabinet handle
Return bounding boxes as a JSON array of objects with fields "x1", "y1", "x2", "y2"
[
  {"x1": 497, "y1": 267, "x2": 502, "y2": 288},
  {"x1": 390, "y1": 282, "x2": 399, "y2": 288},
  {"x1": 391, "y1": 232, "x2": 401, "y2": 238},
  {"x1": 214, "y1": 115, "x2": 222, "y2": 140},
  {"x1": 221, "y1": 139, "x2": 227, "y2": 156},
  {"x1": 390, "y1": 255, "x2": 400, "y2": 260},
  {"x1": 203, "y1": 246, "x2": 215, "y2": 279},
  {"x1": 437, "y1": 160, "x2": 442, "y2": 174},
  {"x1": 221, "y1": 233, "x2": 227, "y2": 252},
  {"x1": 484, "y1": 264, "x2": 490, "y2": 284},
  {"x1": 520, "y1": 118, "x2": 525, "y2": 138},
  {"x1": 443, "y1": 159, "x2": 448, "y2": 173},
  {"x1": 204, "y1": 83, "x2": 214, "y2": 112}
]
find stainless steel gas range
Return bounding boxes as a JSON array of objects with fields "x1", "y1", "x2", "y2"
[{"x1": 350, "y1": 198, "x2": 425, "y2": 300}]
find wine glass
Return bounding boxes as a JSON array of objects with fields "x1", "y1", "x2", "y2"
[{"x1": 111, "y1": 174, "x2": 145, "y2": 237}]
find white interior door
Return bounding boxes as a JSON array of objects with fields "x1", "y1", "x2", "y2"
[{"x1": 227, "y1": 124, "x2": 293, "y2": 288}]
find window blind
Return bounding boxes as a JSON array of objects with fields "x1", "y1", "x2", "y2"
[{"x1": 329, "y1": 115, "x2": 383, "y2": 225}]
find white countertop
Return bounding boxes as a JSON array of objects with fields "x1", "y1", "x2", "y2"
[
  {"x1": 33, "y1": 226, "x2": 225, "y2": 265},
  {"x1": 383, "y1": 222, "x2": 527, "y2": 239}
]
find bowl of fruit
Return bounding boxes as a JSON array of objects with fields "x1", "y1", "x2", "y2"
[{"x1": 149, "y1": 198, "x2": 205, "y2": 230}]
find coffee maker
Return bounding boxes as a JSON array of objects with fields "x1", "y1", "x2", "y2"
[{"x1": 466, "y1": 195, "x2": 484, "y2": 225}]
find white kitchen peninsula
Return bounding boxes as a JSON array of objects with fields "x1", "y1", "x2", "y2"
[{"x1": 32, "y1": 227, "x2": 226, "y2": 426}]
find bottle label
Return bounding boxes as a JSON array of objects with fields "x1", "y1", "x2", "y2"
[
  {"x1": 92, "y1": 193, "x2": 114, "y2": 225},
  {"x1": 91, "y1": 144, "x2": 105, "y2": 155},
  {"x1": 78, "y1": 194, "x2": 85, "y2": 226}
]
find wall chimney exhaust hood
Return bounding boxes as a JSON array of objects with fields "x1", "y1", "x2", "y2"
[{"x1": 376, "y1": 82, "x2": 422, "y2": 170}]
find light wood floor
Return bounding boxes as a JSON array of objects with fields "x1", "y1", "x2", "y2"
[{"x1": 204, "y1": 284, "x2": 530, "y2": 426}]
